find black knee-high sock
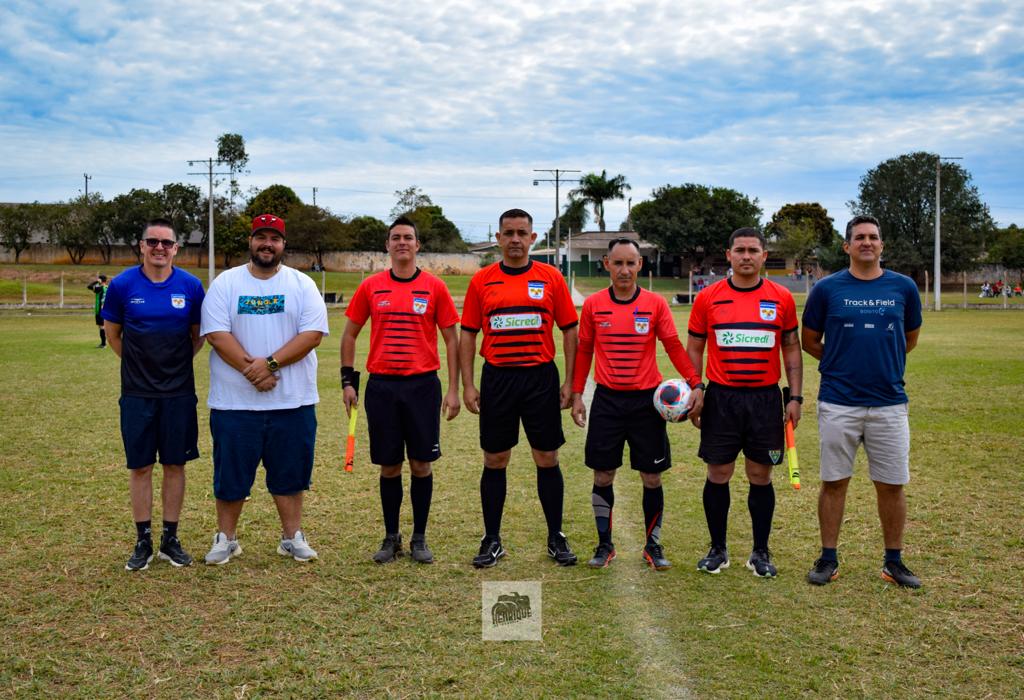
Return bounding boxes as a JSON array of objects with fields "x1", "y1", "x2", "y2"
[
  {"x1": 703, "y1": 479, "x2": 730, "y2": 548},
  {"x1": 643, "y1": 485, "x2": 664, "y2": 545},
  {"x1": 591, "y1": 483, "x2": 614, "y2": 544},
  {"x1": 480, "y1": 468, "x2": 506, "y2": 538},
  {"x1": 99, "y1": 326, "x2": 106, "y2": 346},
  {"x1": 536, "y1": 465, "x2": 564, "y2": 537},
  {"x1": 748, "y1": 482, "x2": 775, "y2": 551},
  {"x1": 410, "y1": 473, "x2": 433, "y2": 536},
  {"x1": 379, "y1": 475, "x2": 403, "y2": 535}
]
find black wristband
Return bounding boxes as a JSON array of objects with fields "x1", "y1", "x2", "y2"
[
  {"x1": 690, "y1": 382, "x2": 706, "y2": 392},
  {"x1": 341, "y1": 366, "x2": 360, "y2": 396},
  {"x1": 788, "y1": 394, "x2": 803, "y2": 404}
]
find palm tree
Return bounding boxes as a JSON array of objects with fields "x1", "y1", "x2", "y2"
[
  {"x1": 570, "y1": 170, "x2": 631, "y2": 232},
  {"x1": 560, "y1": 197, "x2": 590, "y2": 236}
]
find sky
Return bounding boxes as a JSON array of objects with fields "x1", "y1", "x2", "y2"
[{"x1": 1, "y1": 0, "x2": 1022, "y2": 242}]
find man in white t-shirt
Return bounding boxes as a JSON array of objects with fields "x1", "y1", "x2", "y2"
[{"x1": 200, "y1": 213, "x2": 330, "y2": 565}]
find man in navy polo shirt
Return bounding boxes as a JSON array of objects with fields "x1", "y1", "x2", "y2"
[
  {"x1": 102, "y1": 218, "x2": 205, "y2": 571},
  {"x1": 802, "y1": 215, "x2": 923, "y2": 588}
]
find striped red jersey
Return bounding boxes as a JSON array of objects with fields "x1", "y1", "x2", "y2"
[
  {"x1": 573, "y1": 287, "x2": 699, "y2": 393},
  {"x1": 461, "y1": 261, "x2": 578, "y2": 367},
  {"x1": 687, "y1": 277, "x2": 798, "y2": 387},
  {"x1": 346, "y1": 268, "x2": 459, "y2": 375}
]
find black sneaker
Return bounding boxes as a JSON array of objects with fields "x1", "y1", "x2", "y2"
[
  {"x1": 547, "y1": 531, "x2": 578, "y2": 566},
  {"x1": 373, "y1": 533, "x2": 403, "y2": 564},
  {"x1": 472, "y1": 536, "x2": 505, "y2": 568},
  {"x1": 409, "y1": 534, "x2": 434, "y2": 564},
  {"x1": 746, "y1": 548, "x2": 777, "y2": 578},
  {"x1": 125, "y1": 539, "x2": 153, "y2": 571},
  {"x1": 588, "y1": 541, "x2": 617, "y2": 568},
  {"x1": 643, "y1": 541, "x2": 672, "y2": 571},
  {"x1": 807, "y1": 558, "x2": 839, "y2": 585},
  {"x1": 697, "y1": 545, "x2": 730, "y2": 574},
  {"x1": 158, "y1": 535, "x2": 193, "y2": 567},
  {"x1": 881, "y1": 560, "x2": 922, "y2": 589}
]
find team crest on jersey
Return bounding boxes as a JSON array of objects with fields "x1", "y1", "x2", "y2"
[
  {"x1": 759, "y1": 301, "x2": 777, "y2": 321},
  {"x1": 634, "y1": 316, "x2": 650, "y2": 334},
  {"x1": 170, "y1": 294, "x2": 186, "y2": 309},
  {"x1": 412, "y1": 297, "x2": 428, "y2": 314},
  {"x1": 527, "y1": 281, "x2": 545, "y2": 300},
  {"x1": 769, "y1": 450, "x2": 782, "y2": 464}
]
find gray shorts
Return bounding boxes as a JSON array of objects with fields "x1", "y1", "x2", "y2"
[{"x1": 817, "y1": 401, "x2": 910, "y2": 485}]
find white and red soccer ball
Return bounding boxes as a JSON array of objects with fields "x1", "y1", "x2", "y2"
[{"x1": 653, "y1": 379, "x2": 692, "y2": 422}]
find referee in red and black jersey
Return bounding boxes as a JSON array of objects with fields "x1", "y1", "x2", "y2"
[
  {"x1": 571, "y1": 238, "x2": 704, "y2": 570},
  {"x1": 687, "y1": 227, "x2": 803, "y2": 578},
  {"x1": 341, "y1": 216, "x2": 461, "y2": 565},
  {"x1": 460, "y1": 208, "x2": 579, "y2": 568}
]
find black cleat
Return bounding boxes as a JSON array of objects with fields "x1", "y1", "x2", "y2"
[
  {"x1": 807, "y1": 558, "x2": 839, "y2": 585},
  {"x1": 372, "y1": 533, "x2": 403, "y2": 564},
  {"x1": 547, "y1": 531, "x2": 578, "y2": 566},
  {"x1": 126, "y1": 539, "x2": 154, "y2": 571},
  {"x1": 588, "y1": 541, "x2": 617, "y2": 568},
  {"x1": 643, "y1": 542, "x2": 672, "y2": 571},
  {"x1": 697, "y1": 545, "x2": 730, "y2": 574},
  {"x1": 158, "y1": 535, "x2": 193, "y2": 567},
  {"x1": 746, "y1": 548, "x2": 777, "y2": 578},
  {"x1": 881, "y1": 560, "x2": 922, "y2": 589},
  {"x1": 409, "y1": 534, "x2": 434, "y2": 564},
  {"x1": 473, "y1": 536, "x2": 505, "y2": 568}
]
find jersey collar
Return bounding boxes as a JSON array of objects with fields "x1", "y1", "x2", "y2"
[
  {"x1": 499, "y1": 260, "x2": 533, "y2": 276},
  {"x1": 727, "y1": 277, "x2": 763, "y2": 293},
  {"x1": 606, "y1": 285, "x2": 641, "y2": 305},
  {"x1": 389, "y1": 267, "x2": 422, "y2": 283}
]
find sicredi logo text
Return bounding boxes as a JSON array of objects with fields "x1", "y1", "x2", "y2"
[
  {"x1": 491, "y1": 313, "x2": 542, "y2": 331},
  {"x1": 714, "y1": 329, "x2": 774, "y2": 348}
]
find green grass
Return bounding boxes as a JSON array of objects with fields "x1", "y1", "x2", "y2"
[{"x1": 0, "y1": 305, "x2": 1022, "y2": 697}]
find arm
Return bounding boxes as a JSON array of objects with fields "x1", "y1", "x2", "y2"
[
  {"x1": 104, "y1": 321, "x2": 123, "y2": 358},
  {"x1": 685, "y1": 335, "x2": 706, "y2": 427},
  {"x1": 560, "y1": 325, "x2": 578, "y2": 410},
  {"x1": 440, "y1": 324, "x2": 461, "y2": 421},
  {"x1": 340, "y1": 319, "x2": 363, "y2": 413},
  {"x1": 459, "y1": 329, "x2": 480, "y2": 414},
  {"x1": 191, "y1": 324, "x2": 204, "y2": 356},
  {"x1": 663, "y1": 334, "x2": 704, "y2": 417},
  {"x1": 801, "y1": 327, "x2": 824, "y2": 360},
  {"x1": 781, "y1": 328, "x2": 803, "y2": 428},
  {"x1": 905, "y1": 328, "x2": 920, "y2": 353},
  {"x1": 205, "y1": 330, "x2": 278, "y2": 392}
]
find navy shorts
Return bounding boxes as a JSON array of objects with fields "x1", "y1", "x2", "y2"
[
  {"x1": 698, "y1": 383, "x2": 784, "y2": 467},
  {"x1": 210, "y1": 405, "x2": 317, "y2": 500},
  {"x1": 479, "y1": 361, "x2": 565, "y2": 453},
  {"x1": 586, "y1": 385, "x2": 672, "y2": 473},
  {"x1": 119, "y1": 394, "x2": 199, "y2": 470},
  {"x1": 365, "y1": 372, "x2": 442, "y2": 465}
]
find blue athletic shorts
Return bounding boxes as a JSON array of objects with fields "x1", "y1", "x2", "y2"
[
  {"x1": 210, "y1": 405, "x2": 317, "y2": 500},
  {"x1": 119, "y1": 394, "x2": 200, "y2": 470}
]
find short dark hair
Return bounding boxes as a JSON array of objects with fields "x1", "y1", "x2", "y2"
[
  {"x1": 607, "y1": 237, "x2": 640, "y2": 253},
  {"x1": 499, "y1": 208, "x2": 533, "y2": 228},
  {"x1": 845, "y1": 215, "x2": 881, "y2": 241},
  {"x1": 98, "y1": 274, "x2": 107, "y2": 282},
  {"x1": 389, "y1": 215, "x2": 419, "y2": 241},
  {"x1": 143, "y1": 217, "x2": 176, "y2": 239},
  {"x1": 728, "y1": 227, "x2": 766, "y2": 248}
]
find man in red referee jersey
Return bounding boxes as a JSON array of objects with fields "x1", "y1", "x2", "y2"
[
  {"x1": 342, "y1": 216, "x2": 461, "y2": 565},
  {"x1": 686, "y1": 227, "x2": 803, "y2": 578},
  {"x1": 460, "y1": 208, "x2": 579, "y2": 568},
  {"x1": 571, "y1": 238, "x2": 704, "y2": 570}
]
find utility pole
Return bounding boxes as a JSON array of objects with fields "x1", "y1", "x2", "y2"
[
  {"x1": 533, "y1": 168, "x2": 580, "y2": 275},
  {"x1": 312, "y1": 187, "x2": 318, "y2": 207},
  {"x1": 188, "y1": 157, "x2": 230, "y2": 284},
  {"x1": 83, "y1": 173, "x2": 92, "y2": 199},
  {"x1": 934, "y1": 155, "x2": 963, "y2": 311}
]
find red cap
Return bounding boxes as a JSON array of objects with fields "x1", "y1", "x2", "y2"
[{"x1": 252, "y1": 214, "x2": 286, "y2": 236}]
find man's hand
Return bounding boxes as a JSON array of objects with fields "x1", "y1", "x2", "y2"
[
  {"x1": 559, "y1": 381, "x2": 573, "y2": 410},
  {"x1": 443, "y1": 388, "x2": 461, "y2": 421},
  {"x1": 785, "y1": 400, "x2": 801, "y2": 429},
  {"x1": 463, "y1": 384, "x2": 481, "y2": 414},
  {"x1": 571, "y1": 394, "x2": 587, "y2": 428},
  {"x1": 343, "y1": 386, "x2": 358, "y2": 415},
  {"x1": 253, "y1": 374, "x2": 278, "y2": 392},
  {"x1": 686, "y1": 387, "x2": 704, "y2": 425},
  {"x1": 242, "y1": 354, "x2": 274, "y2": 386}
]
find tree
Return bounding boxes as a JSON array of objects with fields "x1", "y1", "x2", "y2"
[
  {"x1": 349, "y1": 215, "x2": 388, "y2": 251},
  {"x1": 107, "y1": 189, "x2": 164, "y2": 261},
  {"x1": 49, "y1": 194, "x2": 105, "y2": 264},
  {"x1": 390, "y1": 186, "x2": 433, "y2": 220},
  {"x1": 217, "y1": 133, "x2": 249, "y2": 205},
  {"x1": 159, "y1": 183, "x2": 203, "y2": 242},
  {"x1": 766, "y1": 203, "x2": 836, "y2": 247},
  {"x1": 544, "y1": 198, "x2": 589, "y2": 249},
  {"x1": 0, "y1": 203, "x2": 39, "y2": 263},
  {"x1": 988, "y1": 224, "x2": 1024, "y2": 283},
  {"x1": 631, "y1": 184, "x2": 762, "y2": 267},
  {"x1": 569, "y1": 170, "x2": 631, "y2": 232},
  {"x1": 220, "y1": 214, "x2": 252, "y2": 268},
  {"x1": 244, "y1": 184, "x2": 302, "y2": 220},
  {"x1": 406, "y1": 204, "x2": 467, "y2": 253},
  {"x1": 287, "y1": 204, "x2": 352, "y2": 268},
  {"x1": 849, "y1": 151, "x2": 994, "y2": 279}
]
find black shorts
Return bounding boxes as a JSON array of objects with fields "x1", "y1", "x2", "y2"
[
  {"x1": 364, "y1": 372, "x2": 442, "y2": 465},
  {"x1": 585, "y1": 385, "x2": 671, "y2": 473},
  {"x1": 698, "y1": 382, "x2": 784, "y2": 467},
  {"x1": 480, "y1": 362, "x2": 565, "y2": 454},
  {"x1": 119, "y1": 394, "x2": 200, "y2": 469}
]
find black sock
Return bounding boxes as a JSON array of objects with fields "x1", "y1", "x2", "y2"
[
  {"x1": 480, "y1": 468, "x2": 506, "y2": 538},
  {"x1": 162, "y1": 520, "x2": 178, "y2": 541},
  {"x1": 135, "y1": 520, "x2": 152, "y2": 543},
  {"x1": 99, "y1": 328, "x2": 106, "y2": 345},
  {"x1": 591, "y1": 483, "x2": 614, "y2": 544},
  {"x1": 536, "y1": 465, "x2": 564, "y2": 538},
  {"x1": 703, "y1": 479, "x2": 730, "y2": 549},
  {"x1": 820, "y1": 547, "x2": 838, "y2": 563},
  {"x1": 379, "y1": 475, "x2": 403, "y2": 535},
  {"x1": 748, "y1": 482, "x2": 775, "y2": 551},
  {"x1": 642, "y1": 485, "x2": 665, "y2": 545},
  {"x1": 410, "y1": 473, "x2": 433, "y2": 536},
  {"x1": 884, "y1": 548, "x2": 902, "y2": 564}
]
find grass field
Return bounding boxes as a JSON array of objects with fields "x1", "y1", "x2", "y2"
[{"x1": 1, "y1": 305, "x2": 1022, "y2": 698}]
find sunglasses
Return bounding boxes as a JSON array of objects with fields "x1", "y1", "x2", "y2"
[{"x1": 143, "y1": 238, "x2": 177, "y2": 249}]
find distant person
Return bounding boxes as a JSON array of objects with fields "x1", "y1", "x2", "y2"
[
  {"x1": 102, "y1": 219, "x2": 205, "y2": 571},
  {"x1": 802, "y1": 215, "x2": 923, "y2": 588},
  {"x1": 88, "y1": 274, "x2": 109, "y2": 347}
]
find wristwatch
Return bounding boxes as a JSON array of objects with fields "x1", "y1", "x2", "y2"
[{"x1": 266, "y1": 356, "x2": 280, "y2": 372}]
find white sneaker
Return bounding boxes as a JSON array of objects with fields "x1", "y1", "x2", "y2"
[
  {"x1": 204, "y1": 532, "x2": 241, "y2": 565},
  {"x1": 278, "y1": 529, "x2": 318, "y2": 562}
]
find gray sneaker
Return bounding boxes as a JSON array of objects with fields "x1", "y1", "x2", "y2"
[
  {"x1": 278, "y1": 529, "x2": 318, "y2": 562},
  {"x1": 409, "y1": 534, "x2": 433, "y2": 564},
  {"x1": 373, "y1": 533, "x2": 403, "y2": 564},
  {"x1": 204, "y1": 532, "x2": 241, "y2": 565}
]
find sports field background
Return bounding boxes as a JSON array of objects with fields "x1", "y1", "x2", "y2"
[{"x1": 1, "y1": 297, "x2": 1022, "y2": 697}]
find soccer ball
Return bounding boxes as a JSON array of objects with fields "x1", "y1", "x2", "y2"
[{"x1": 653, "y1": 379, "x2": 692, "y2": 422}]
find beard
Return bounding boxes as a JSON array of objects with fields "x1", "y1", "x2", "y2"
[{"x1": 250, "y1": 246, "x2": 284, "y2": 269}]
